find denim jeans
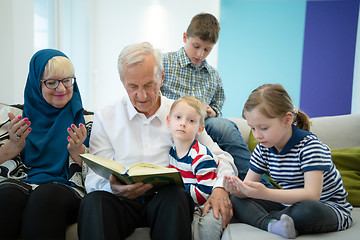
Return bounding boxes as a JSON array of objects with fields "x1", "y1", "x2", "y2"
[
  {"x1": 230, "y1": 195, "x2": 339, "y2": 235},
  {"x1": 205, "y1": 117, "x2": 273, "y2": 188}
]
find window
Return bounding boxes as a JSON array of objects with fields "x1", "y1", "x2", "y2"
[
  {"x1": 33, "y1": 0, "x2": 91, "y2": 109},
  {"x1": 34, "y1": 0, "x2": 56, "y2": 51}
]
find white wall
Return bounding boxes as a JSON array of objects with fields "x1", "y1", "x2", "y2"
[
  {"x1": 61, "y1": 0, "x2": 93, "y2": 109},
  {"x1": 89, "y1": 0, "x2": 220, "y2": 111},
  {"x1": 0, "y1": 0, "x2": 34, "y2": 105},
  {"x1": 0, "y1": 0, "x2": 220, "y2": 111},
  {"x1": 1, "y1": 0, "x2": 358, "y2": 114}
]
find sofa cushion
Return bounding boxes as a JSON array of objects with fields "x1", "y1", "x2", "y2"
[
  {"x1": 310, "y1": 114, "x2": 360, "y2": 149},
  {"x1": 331, "y1": 147, "x2": 360, "y2": 207},
  {"x1": 248, "y1": 131, "x2": 258, "y2": 153},
  {"x1": 222, "y1": 207, "x2": 360, "y2": 240}
]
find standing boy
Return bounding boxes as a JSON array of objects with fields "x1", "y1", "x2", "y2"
[
  {"x1": 161, "y1": 13, "x2": 272, "y2": 187},
  {"x1": 167, "y1": 95, "x2": 222, "y2": 240}
]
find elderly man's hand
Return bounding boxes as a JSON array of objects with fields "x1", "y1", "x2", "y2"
[
  {"x1": 109, "y1": 175, "x2": 153, "y2": 199},
  {"x1": 202, "y1": 187, "x2": 233, "y2": 229}
]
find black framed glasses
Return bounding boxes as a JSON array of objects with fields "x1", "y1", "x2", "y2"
[{"x1": 40, "y1": 77, "x2": 76, "y2": 89}]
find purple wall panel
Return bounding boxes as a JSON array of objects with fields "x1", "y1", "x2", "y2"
[{"x1": 300, "y1": 0, "x2": 359, "y2": 117}]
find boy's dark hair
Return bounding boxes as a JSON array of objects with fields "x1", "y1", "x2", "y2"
[{"x1": 186, "y1": 13, "x2": 220, "y2": 43}]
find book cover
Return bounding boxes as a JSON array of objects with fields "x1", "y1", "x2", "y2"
[{"x1": 79, "y1": 153, "x2": 184, "y2": 190}]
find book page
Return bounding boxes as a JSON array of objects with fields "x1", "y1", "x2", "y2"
[
  {"x1": 80, "y1": 154, "x2": 184, "y2": 189},
  {"x1": 80, "y1": 153, "x2": 127, "y2": 174},
  {"x1": 127, "y1": 162, "x2": 178, "y2": 176}
]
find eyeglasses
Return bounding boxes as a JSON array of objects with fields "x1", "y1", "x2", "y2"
[{"x1": 40, "y1": 77, "x2": 76, "y2": 89}]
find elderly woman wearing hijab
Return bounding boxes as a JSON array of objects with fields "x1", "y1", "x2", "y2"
[{"x1": 0, "y1": 49, "x2": 90, "y2": 239}]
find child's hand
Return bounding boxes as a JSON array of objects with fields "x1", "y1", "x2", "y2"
[
  {"x1": 205, "y1": 105, "x2": 217, "y2": 118},
  {"x1": 223, "y1": 175, "x2": 234, "y2": 193},
  {"x1": 223, "y1": 175, "x2": 241, "y2": 194},
  {"x1": 239, "y1": 180, "x2": 268, "y2": 198}
]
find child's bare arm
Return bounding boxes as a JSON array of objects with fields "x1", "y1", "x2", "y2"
[{"x1": 236, "y1": 171, "x2": 323, "y2": 205}]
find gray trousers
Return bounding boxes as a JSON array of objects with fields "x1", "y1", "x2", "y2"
[{"x1": 192, "y1": 206, "x2": 223, "y2": 240}]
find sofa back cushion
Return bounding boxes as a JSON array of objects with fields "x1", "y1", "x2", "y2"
[
  {"x1": 229, "y1": 114, "x2": 360, "y2": 150},
  {"x1": 310, "y1": 114, "x2": 360, "y2": 149}
]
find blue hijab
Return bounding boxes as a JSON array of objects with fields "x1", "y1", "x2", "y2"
[{"x1": 21, "y1": 49, "x2": 89, "y2": 185}]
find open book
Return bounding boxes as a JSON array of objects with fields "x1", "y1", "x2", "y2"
[{"x1": 80, "y1": 153, "x2": 184, "y2": 191}]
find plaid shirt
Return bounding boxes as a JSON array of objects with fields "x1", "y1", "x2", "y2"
[{"x1": 161, "y1": 48, "x2": 225, "y2": 116}]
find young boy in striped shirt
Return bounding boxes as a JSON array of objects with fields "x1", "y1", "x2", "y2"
[{"x1": 167, "y1": 95, "x2": 222, "y2": 240}]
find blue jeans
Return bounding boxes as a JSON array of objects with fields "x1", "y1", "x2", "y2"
[
  {"x1": 205, "y1": 117, "x2": 273, "y2": 188},
  {"x1": 230, "y1": 195, "x2": 338, "y2": 235}
]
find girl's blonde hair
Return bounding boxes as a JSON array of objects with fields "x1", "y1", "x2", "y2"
[
  {"x1": 242, "y1": 84, "x2": 311, "y2": 131},
  {"x1": 170, "y1": 95, "x2": 206, "y2": 126},
  {"x1": 42, "y1": 56, "x2": 75, "y2": 80}
]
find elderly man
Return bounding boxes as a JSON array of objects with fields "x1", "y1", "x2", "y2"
[{"x1": 77, "y1": 42, "x2": 237, "y2": 240}]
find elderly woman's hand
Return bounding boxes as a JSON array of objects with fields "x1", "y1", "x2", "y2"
[
  {"x1": 67, "y1": 123, "x2": 87, "y2": 166},
  {"x1": 0, "y1": 113, "x2": 31, "y2": 164}
]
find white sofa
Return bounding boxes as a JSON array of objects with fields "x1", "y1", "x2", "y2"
[
  {"x1": 65, "y1": 114, "x2": 360, "y2": 240},
  {"x1": 1, "y1": 103, "x2": 358, "y2": 239}
]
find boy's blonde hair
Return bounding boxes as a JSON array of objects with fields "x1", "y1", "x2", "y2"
[
  {"x1": 186, "y1": 13, "x2": 220, "y2": 43},
  {"x1": 170, "y1": 95, "x2": 207, "y2": 126},
  {"x1": 242, "y1": 84, "x2": 311, "y2": 131},
  {"x1": 42, "y1": 56, "x2": 74, "y2": 79}
]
